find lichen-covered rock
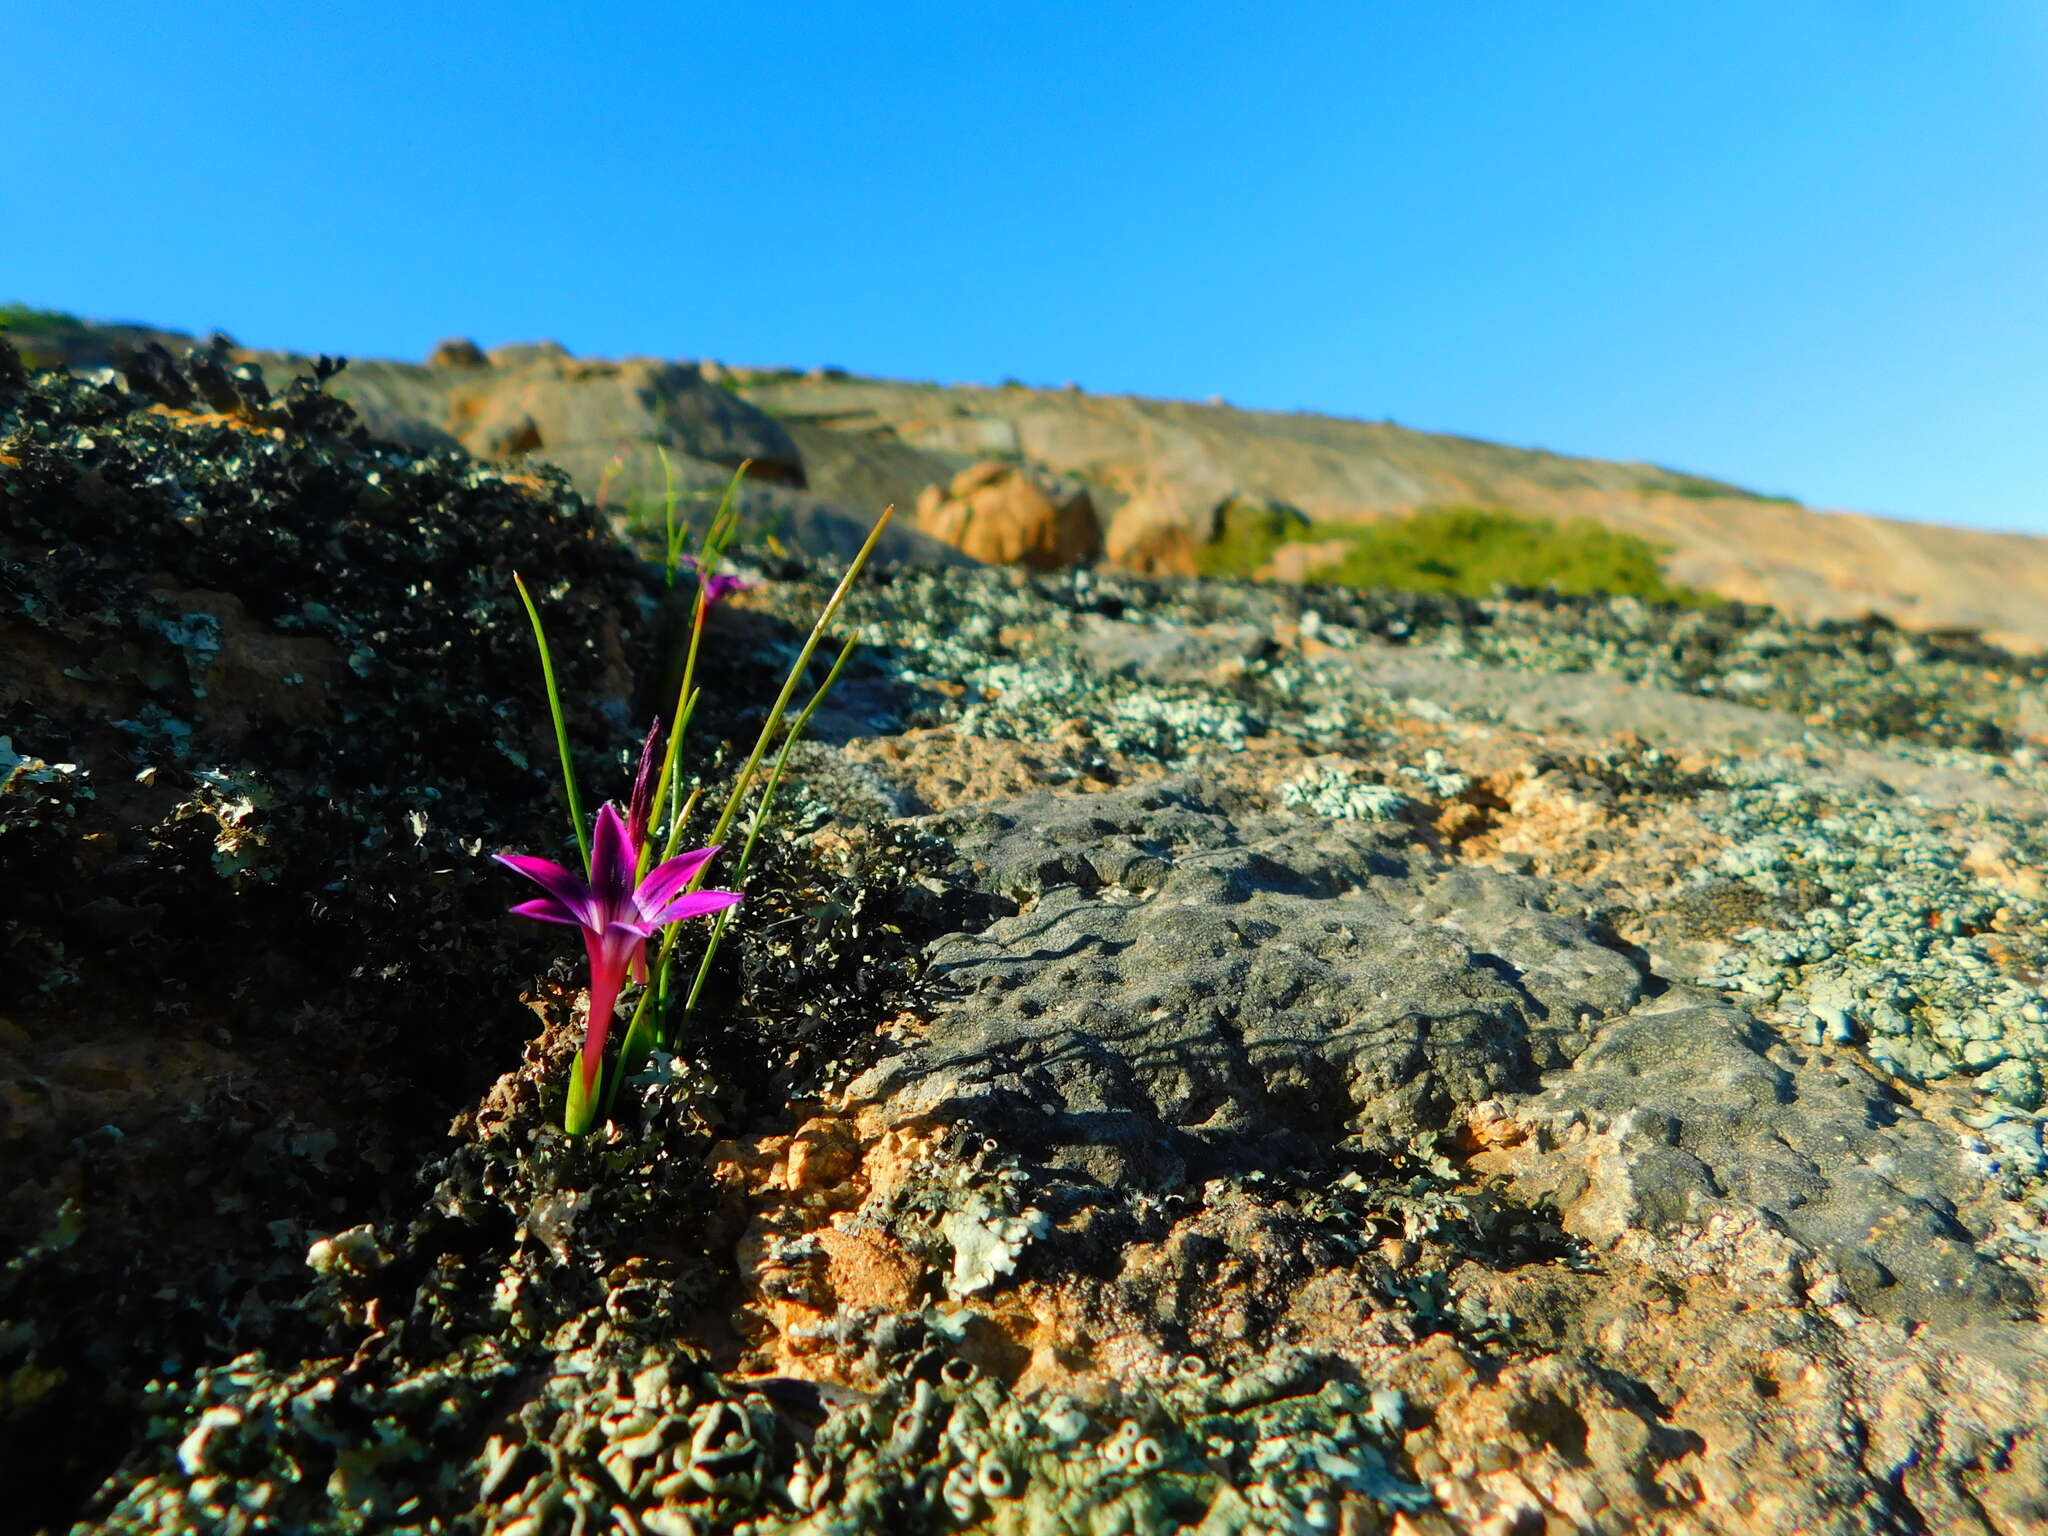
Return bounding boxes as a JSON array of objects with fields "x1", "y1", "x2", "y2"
[
  {"x1": 1102, "y1": 481, "x2": 1217, "y2": 575},
  {"x1": 0, "y1": 338, "x2": 658, "y2": 1522},
  {"x1": 11, "y1": 332, "x2": 2048, "y2": 1533}
]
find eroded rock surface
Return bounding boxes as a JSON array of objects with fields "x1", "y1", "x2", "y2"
[{"x1": 856, "y1": 782, "x2": 1641, "y2": 1190}]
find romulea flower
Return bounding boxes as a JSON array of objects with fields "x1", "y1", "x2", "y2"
[
  {"x1": 678, "y1": 554, "x2": 758, "y2": 607},
  {"x1": 497, "y1": 802, "x2": 740, "y2": 1118}
]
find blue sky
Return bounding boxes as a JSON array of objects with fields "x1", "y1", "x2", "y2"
[{"x1": 9, "y1": 2, "x2": 2047, "y2": 532}]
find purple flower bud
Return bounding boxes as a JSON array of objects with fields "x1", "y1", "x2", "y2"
[{"x1": 626, "y1": 719, "x2": 662, "y2": 847}]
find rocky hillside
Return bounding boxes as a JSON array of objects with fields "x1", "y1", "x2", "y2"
[
  {"x1": 12, "y1": 311, "x2": 2048, "y2": 650},
  {"x1": 5, "y1": 335, "x2": 2048, "y2": 1535}
]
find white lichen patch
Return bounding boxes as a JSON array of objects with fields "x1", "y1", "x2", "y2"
[{"x1": 1279, "y1": 762, "x2": 1411, "y2": 821}]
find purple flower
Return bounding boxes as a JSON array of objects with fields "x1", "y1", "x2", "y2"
[
  {"x1": 679, "y1": 555, "x2": 757, "y2": 607},
  {"x1": 497, "y1": 802, "x2": 741, "y2": 1106}
]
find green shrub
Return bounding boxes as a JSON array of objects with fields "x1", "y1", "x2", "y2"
[
  {"x1": 1194, "y1": 499, "x2": 1712, "y2": 606},
  {"x1": 1638, "y1": 469, "x2": 1801, "y2": 507},
  {"x1": 1191, "y1": 496, "x2": 1310, "y2": 578},
  {"x1": 1308, "y1": 505, "x2": 1712, "y2": 605},
  {"x1": 0, "y1": 304, "x2": 85, "y2": 333}
]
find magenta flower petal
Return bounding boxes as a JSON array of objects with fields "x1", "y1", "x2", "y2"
[
  {"x1": 589, "y1": 803, "x2": 638, "y2": 914},
  {"x1": 586, "y1": 919, "x2": 648, "y2": 982},
  {"x1": 631, "y1": 845, "x2": 722, "y2": 919},
  {"x1": 678, "y1": 555, "x2": 758, "y2": 607},
  {"x1": 509, "y1": 897, "x2": 583, "y2": 926},
  {"x1": 642, "y1": 888, "x2": 744, "y2": 926},
  {"x1": 704, "y1": 572, "x2": 756, "y2": 605},
  {"x1": 495, "y1": 852, "x2": 596, "y2": 926},
  {"x1": 577, "y1": 922, "x2": 648, "y2": 1087}
]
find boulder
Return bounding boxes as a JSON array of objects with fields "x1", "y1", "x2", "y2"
[
  {"x1": 1104, "y1": 482, "x2": 1218, "y2": 575},
  {"x1": 852, "y1": 780, "x2": 1643, "y2": 1188},
  {"x1": 483, "y1": 339, "x2": 573, "y2": 368},
  {"x1": 913, "y1": 460, "x2": 1099, "y2": 569},
  {"x1": 448, "y1": 355, "x2": 805, "y2": 487},
  {"x1": 1106, "y1": 489, "x2": 1312, "y2": 578},
  {"x1": 426, "y1": 336, "x2": 488, "y2": 369}
]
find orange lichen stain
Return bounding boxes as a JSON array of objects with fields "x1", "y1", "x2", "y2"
[
  {"x1": 718, "y1": 1103, "x2": 953, "y2": 1387},
  {"x1": 814, "y1": 1227, "x2": 922, "y2": 1312},
  {"x1": 143, "y1": 403, "x2": 283, "y2": 439},
  {"x1": 1452, "y1": 1097, "x2": 1533, "y2": 1161},
  {"x1": 491, "y1": 471, "x2": 566, "y2": 500}
]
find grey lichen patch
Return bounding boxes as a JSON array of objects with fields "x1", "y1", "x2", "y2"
[
  {"x1": 176, "y1": 767, "x2": 282, "y2": 881},
  {"x1": 939, "y1": 1195, "x2": 1052, "y2": 1299},
  {"x1": 1696, "y1": 763, "x2": 2048, "y2": 1109}
]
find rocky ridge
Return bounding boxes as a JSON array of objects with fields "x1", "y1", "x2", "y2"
[
  {"x1": 12, "y1": 314, "x2": 2048, "y2": 650},
  {"x1": 3, "y1": 337, "x2": 2048, "y2": 1534}
]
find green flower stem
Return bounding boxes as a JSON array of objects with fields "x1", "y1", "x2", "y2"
[
  {"x1": 707, "y1": 506, "x2": 892, "y2": 853},
  {"x1": 640, "y1": 464, "x2": 749, "y2": 880},
  {"x1": 608, "y1": 998, "x2": 661, "y2": 1116},
  {"x1": 657, "y1": 444, "x2": 682, "y2": 587},
  {"x1": 652, "y1": 780, "x2": 703, "y2": 1010},
  {"x1": 614, "y1": 505, "x2": 891, "y2": 1084},
  {"x1": 564, "y1": 1050, "x2": 602, "y2": 1136},
  {"x1": 513, "y1": 572, "x2": 589, "y2": 874},
  {"x1": 682, "y1": 631, "x2": 859, "y2": 1016}
]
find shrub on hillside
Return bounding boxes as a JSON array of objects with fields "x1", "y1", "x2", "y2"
[
  {"x1": 1310, "y1": 505, "x2": 1711, "y2": 604},
  {"x1": 0, "y1": 304, "x2": 85, "y2": 333},
  {"x1": 1192, "y1": 496, "x2": 1312, "y2": 579},
  {"x1": 1197, "y1": 500, "x2": 1711, "y2": 606}
]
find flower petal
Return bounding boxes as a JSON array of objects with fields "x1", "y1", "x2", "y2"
[
  {"x1": 589, "y1": 803, "x2": 639, "y2": 920},
  {"x1": 704, "y1": 573, "x2": 756, "y2": 605},
  {"x1": 495, "y1": 852, "x2": 595, "y2": 927},
  {"x1": 631, "y1": 844, "x2": 722, "y2": 920},
  {"x1": 642, "y1": 888, "x2": 744, "y2": 927},
  {"x1": 509, "y1": 897, "x2": 583, "y2": 926}
]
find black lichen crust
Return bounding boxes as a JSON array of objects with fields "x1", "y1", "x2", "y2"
[
  {"x1": 0, "y1": 338, "x2": 1001, "y2": 1531},
  {"x1": 0, "y1": 338, "x2": 742, "y2": 1523}
]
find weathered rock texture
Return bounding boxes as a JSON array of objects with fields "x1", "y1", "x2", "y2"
[
  {"x1": 5, "y1": 335, "x2": 2048, "y2": 1535},
  {"x1": 912, "y1": 460, "x2": 1101, "y2": 570},
  {"x1": 741, "y1": 374, "x2": 2048, "y2": 651}
]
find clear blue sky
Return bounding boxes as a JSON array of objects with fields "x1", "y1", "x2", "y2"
[{"x1": 9, "y1": 3, "x2": 2048, "y2": 532}]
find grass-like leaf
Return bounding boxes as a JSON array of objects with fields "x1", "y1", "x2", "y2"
[{"x1": 512, "y1": 572, "x2": 589, "y2": 874}]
